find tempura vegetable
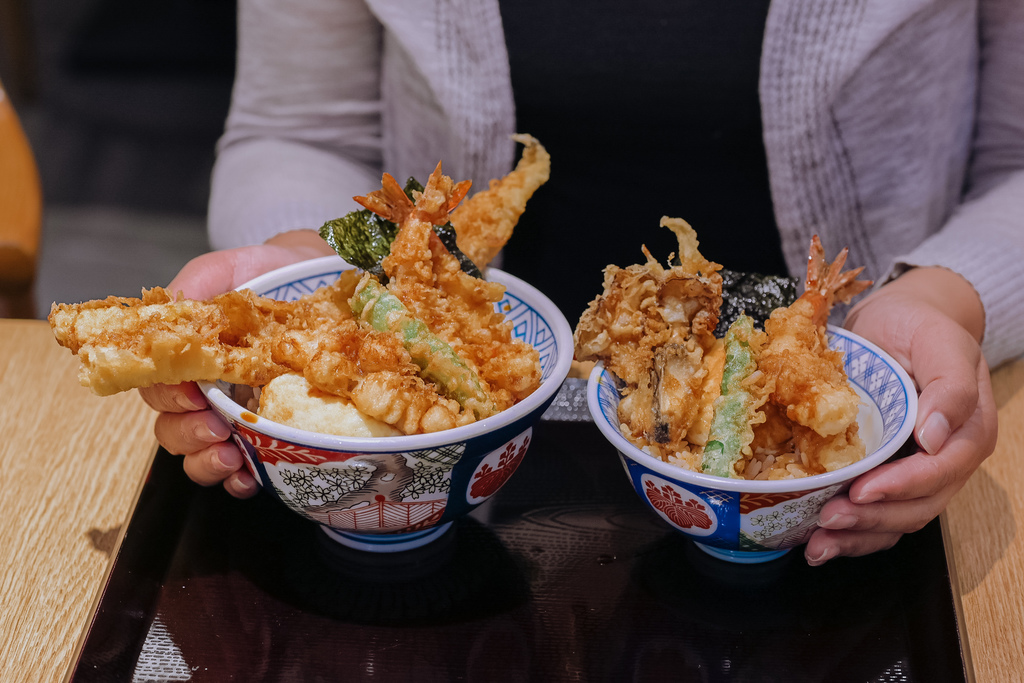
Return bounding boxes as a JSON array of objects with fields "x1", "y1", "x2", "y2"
[
  {"x1": 350, "y1": 276, "x2": 496, "y2": 419},
  {"x1": 51, "y1": 143, "x2": 549, "y2": 436},
  {"x1": 574, "y1": 221, "x2": 872, "y2": 480},
  {"x1": 701, "y1": 315, "x2": 770, "y2": 478}
]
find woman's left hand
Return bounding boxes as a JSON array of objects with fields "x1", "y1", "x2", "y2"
[{"x1": 804, "y1": 267, "x2": 998, "y2": 565}]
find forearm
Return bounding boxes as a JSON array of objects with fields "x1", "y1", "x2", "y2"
[{"x1": 210, "y1": 0, "x2": 384, "y2": 249}]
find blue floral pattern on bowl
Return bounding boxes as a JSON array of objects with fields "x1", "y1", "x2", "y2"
[
  {"x1": 588, "y1": 326, "x2": 917, "y2": 563},
  {"x1": 200, "y1": 256, "x2": 574, "y2": 553}
]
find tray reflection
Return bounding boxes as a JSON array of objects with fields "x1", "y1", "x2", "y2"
[{"x1": 72, "y1": 421, "x2": 967, "y2": 682}]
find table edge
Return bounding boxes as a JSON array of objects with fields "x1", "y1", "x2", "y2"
[{"x1": 61, "y1": 442, "x2": 160, "y2": 683}]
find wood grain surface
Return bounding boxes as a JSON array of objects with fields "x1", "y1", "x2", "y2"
[
  {"x1": 1, "y1": 318, "x2": 1022, "y2": 682},
  {"x1": 0, "y1": 319, "x2": 157, "y2": 683},
  {"x1": 945, "y1": 359, "x2": 1024, "y2": 683}
]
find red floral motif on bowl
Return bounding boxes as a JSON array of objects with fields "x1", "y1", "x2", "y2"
[
  {"x1": 644, "y1": 479, "x2": 714, "y2": 530},
  {"x1": 467, "y1": 430, "x2": 531, "y2": 503}
]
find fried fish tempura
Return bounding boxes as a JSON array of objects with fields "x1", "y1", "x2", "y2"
[
  {"x1": 574, "y1": 217, "x2": 723, "y2": 456},
  {"x1": 452, "y1": 134, "x2": 550, "y2": 270}
]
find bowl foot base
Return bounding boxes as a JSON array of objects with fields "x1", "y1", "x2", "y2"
[
  {"x1": 320, "y1": 523, "x2": 453, "y2": 554},
  {"x1": 694, "y1": 542, "x2": 790, "y2": 564}
]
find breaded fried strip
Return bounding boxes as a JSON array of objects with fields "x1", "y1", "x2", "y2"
[{"x1": 48, "y1": 277, "x2": 357, "y2": 396}]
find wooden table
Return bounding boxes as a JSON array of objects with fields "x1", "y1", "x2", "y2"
[
  {"x1": 0, "y1": 320, "x2": 157, "y2": 683},
  {"x1": 1, "y1": 318, "x2": 1022, "y2": 682},
  {"x1": 945, "y1": 358, "x2": 1024, "y2": 683}
]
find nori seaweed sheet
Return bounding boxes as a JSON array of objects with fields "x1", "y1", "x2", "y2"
[
  {"x1": 318, "y1": 177, "x2": 483, "y2": 283},
  {"x1": 716, "y1": 268, "x2": 799, "y2": 337}
]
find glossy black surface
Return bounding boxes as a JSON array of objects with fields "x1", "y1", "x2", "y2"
[{"x1": 73, "y1": 421, "x2": 968, "y2": 682}]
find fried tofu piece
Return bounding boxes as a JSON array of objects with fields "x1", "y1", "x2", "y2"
[{"x1": 259, "y1": 373, "x2": 402, "y2": 437}]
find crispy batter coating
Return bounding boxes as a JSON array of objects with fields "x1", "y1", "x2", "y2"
[
  {"x1": 760, "y1": 236, "x2": 871, "y2": 437},
  {"x1": 574, "y1": 222, "x2": 872, "y2": 479},
  {"x1": 48, "y1": 276, "x2": 357, "y2": 396},
  {"x1": 760, "y1": 297, "x2": 860, "y2": 437},
  {"x1": 51, "y1": 149, "x2": 547, "y2": 436},
  {"x1": 575, "y1": 217, "x2": 722, "y2": 451},
  {"x1": 452, "y1": 134, "x2": 550, "y2": 270},
  {"x1": 368, "y1": 162, "x2": 542, "y2": 412}
]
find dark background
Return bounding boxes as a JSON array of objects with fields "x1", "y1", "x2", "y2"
[{"x1": 1, "y1": 0, "x2": 236, "y2": 314}]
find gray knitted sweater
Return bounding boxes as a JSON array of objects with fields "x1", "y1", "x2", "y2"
[{"x1": 209, "y1": 0, "x2": 1024, "y2": 367}]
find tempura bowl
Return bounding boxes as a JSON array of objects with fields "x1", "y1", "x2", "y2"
[
  {"x1": 199, "y1": 255, "x2": 573, "y2": 553},
  {"x1": 587, "y1": 327, "x2": 917, "y2": 564}
]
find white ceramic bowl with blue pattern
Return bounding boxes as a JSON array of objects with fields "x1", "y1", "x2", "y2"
[
  {"x1": 587, "y1": 326, "x2": 918, "y2": 564},
  {"x1": 199, "y1": 256, "x2": 573, "y2": 553}
]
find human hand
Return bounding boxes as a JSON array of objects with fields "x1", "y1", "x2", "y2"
[
  {"x1": 805, "y1": 267, "x2": 998, "y2": 565},
  {"x1": 139, "y1": 230, "x2": 334, "y2": 498}
]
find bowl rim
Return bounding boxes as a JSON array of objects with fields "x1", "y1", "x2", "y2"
[
  {"x1": 199, "y1": 255, "x2": 574, "y2": 452},
  {"x1": 586, "y1": 325, "x2": 919, "y2": 493}
]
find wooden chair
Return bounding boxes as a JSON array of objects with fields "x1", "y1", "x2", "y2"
[{"x1": 0, "y1": 76, "x2": 42, "y2": 318}]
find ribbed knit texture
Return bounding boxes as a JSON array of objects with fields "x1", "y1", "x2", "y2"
[
  {"x1": 210, "y1": 0, "x2": 1024, "y2": 366},
  {"x1": 372, "y1": 0, "x2": 515, "y2": 191}
]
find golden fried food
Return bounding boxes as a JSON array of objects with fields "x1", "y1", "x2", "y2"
[
  {"x1": 452, "y1": 134, "x2": 550, "y2": 270},
  {"x1": 759, "y1": 235, "x2": 871, "y2": 437},
  {"x1": 575, "y1": 217, "x2": 723, "y2": 457},
  {"x1": 48, "y1": 277, "x2": 356, "y2": 396},
  {"x1": 574, "y1": 222, "x2": 872, "y2": 479},
  {"x1": 258, "y1": 373, "x2": 401, "y2": 437},
  {"x1": 358, "y1": 161, "x2": 542, "y2": 413},
  {"x1": 50, "y1": 155, "x2": 546, "y2": 437}
]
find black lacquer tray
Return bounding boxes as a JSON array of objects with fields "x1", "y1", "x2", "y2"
[{"x1": 71, "y1": 398, "x2": 971, "y2": 682}]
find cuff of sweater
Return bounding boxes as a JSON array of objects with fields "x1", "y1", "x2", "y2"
[{"x1": 879, "y1": 228, "x2": 1024, "y2": 368}]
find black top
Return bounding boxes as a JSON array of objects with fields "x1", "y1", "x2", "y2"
[{"x1": 497, "y1": 0, "x2": 786, "y2": 321}]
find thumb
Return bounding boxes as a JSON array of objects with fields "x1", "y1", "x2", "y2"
[
  {"x1": 167, "y1": 244, "x2": 323, "y2": 300},
  {"x1": 908, "y1": 318, "x2": 982, "y2": 454}
]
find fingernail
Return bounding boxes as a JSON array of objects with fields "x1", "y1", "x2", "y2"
[
  {"x1": 176, "y1": 393, "x2": 205, "y2": 411},
  {"x1": 855, "y1": 489, "x2": 884, "y2": 504},
  {"x1": 216, "y1": 448, "x2": 242, "y2": 471},
  {"x1": 228, "y1": 474, "x2": 257, "y2": 494},
  {"x1": 193, "y1": 422, "x2": 225, "y2": 442},
  {"x1": 819, "y1": 513, "x2": 857, "y2": 530},
  {"x1": 807, "y1": 546, "x2": 837, "y2": 567},
  {"x1": 918, "y1": 412, "x2": 950, "y2": 455}
]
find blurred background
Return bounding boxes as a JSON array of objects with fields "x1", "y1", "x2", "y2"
[{"x1": 1, "y1": 0, "x2": 236, "y2": 317}]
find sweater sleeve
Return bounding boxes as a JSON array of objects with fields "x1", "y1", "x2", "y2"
[
  {"x1": 884, "y1": 0, "x2": 1024, "y2": 367},
  {"x1": 208, "y1": 0, "x2": 384, "y2": 250}
]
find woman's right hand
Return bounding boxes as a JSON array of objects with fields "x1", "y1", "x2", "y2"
[{"x1": 138, "y1": 230, "x2": 334, "y2": 497}]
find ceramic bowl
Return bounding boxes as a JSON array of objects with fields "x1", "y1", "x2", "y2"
[
  {"x1": 199, "y1": 255, "x2": 573, "y2": 553},
  {"x1": 587, "y1": 327, "x2": 917, "y2": 564}
]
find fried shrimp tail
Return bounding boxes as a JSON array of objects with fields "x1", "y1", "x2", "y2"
[
  {"x1": 802, "y1": 234, "x2": 872, "y2": 326},
  {"x1": 355, "y1": 162, "x2": 471, "y2": 228},
  {"x1": 760, "y1": 235, "x2": 872, "y2": 437},
  {"x1": 451, "y1": 134, "x2": 550, "y2": 270}
]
